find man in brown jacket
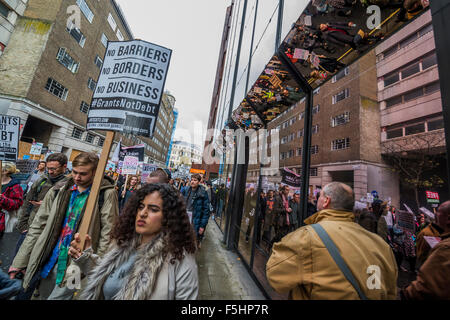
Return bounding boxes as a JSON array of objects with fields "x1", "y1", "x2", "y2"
[
  {"x1": 9, "y1": 152, "x2": 119, "y2": 300},
  {"x1": 401, "y1": 201, "x2": 450, "y2": 300},
  {"x1": 266, "y1": 182, "x2": 398, "y2": 299}
]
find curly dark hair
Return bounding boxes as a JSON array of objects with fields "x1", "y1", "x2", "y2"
[{"x1": 111, "y1": 183, "x2": 197, "y2": 262}]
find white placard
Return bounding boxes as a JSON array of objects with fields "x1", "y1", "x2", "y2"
[
  {"x1": 122, "y1": 156, "x2": 139, "y2": 175},
  {"x1": 0, "y1": 115, "x2": 20, "y2": 161},
  {"x1": 29, "y1": 142, "x2": 43, "y2": 155},
  {"x1": 87, "y1": 40, "x2": 172, "y2": 138}
]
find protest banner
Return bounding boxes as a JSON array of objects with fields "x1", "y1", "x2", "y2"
[
  {"x1": 15, "y1": 159, "x2": 40, "y2": 175},
  {"x1": 425, "y1": 191, "x2": 440, "y2": 204}
]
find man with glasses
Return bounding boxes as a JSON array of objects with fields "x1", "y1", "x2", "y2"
[{"x1": 13, "y1": 153, "x2": 69, "y2": 299}]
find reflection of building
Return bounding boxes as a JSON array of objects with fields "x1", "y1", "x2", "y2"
[
  {"x1": 257, "y1": 50, "x2": 398, "y2": 204},
  {"x1": 376, "y1": 10, "x2": 446, "y2": 208},
  {"x1": 198, "y1": 2, "x2": 234, "y2": 180},
  {"x1": 0, "y1": 0, "x2": 28, "y2": 56},
  {"x1": 0, "y1": 0, "x2": 174, "y2": 166},
  {"x1": 169, "y1": 141, "x2": 202, "y2": 169}
]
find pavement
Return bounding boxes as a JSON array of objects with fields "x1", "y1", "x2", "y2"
[{"x1": 196, "y1": 220, "x2": 266, "y2": 300}]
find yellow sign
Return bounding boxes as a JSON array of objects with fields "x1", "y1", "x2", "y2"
[{"x1": 190, "y1": 168, "x2": 206, "y2": 174}]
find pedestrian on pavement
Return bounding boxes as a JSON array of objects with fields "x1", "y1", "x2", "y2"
[
  {"x1": 16, "y1": 153, "x2": 70, "y2": 259},
  {"x1": 262, "y1": 190, "x2": 275, "y2": 246},
  {"x1": 288, "y1": 192, "x2": 301, "y2": 231},
  {"x1": 271, "y1": 185, "x2": 293, "y2": 246},
  {"x1": 0, "y1": 162, "x2": 24, "y2": 239},
  {"x1": 183, "y1": 174, "x2": 210, "y2": 248},
  {"x1": 24, "y1": 161, "x2": 46, "y2": 194},
  {"x1": 9, "y1": 152, "x2": 119, "y2": 300},
  {"x1": 216, "y1": 184, "x2": 226, "y2": 218},
  {"x1": 400, "y1": 201, "x2": 450, "y2": 300},
  {"x1": 69, "y1": 183, "x2": 198, "y2": 300},
  {"x1": 119, "y1": 175, "x2": 139, "y2": 212},
  {"x1": 266, "y1": 182, "x2": 398, "y2": 300}
]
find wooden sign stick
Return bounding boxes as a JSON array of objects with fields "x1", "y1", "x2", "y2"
[{"x1": 78, "y1": 131, "x2": 115, "y2": 250}]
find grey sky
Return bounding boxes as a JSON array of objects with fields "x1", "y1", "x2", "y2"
[{"x1": 116, "y1": 0, "x2": 231, "y2": 147}]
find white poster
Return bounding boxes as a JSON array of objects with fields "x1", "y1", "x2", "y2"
[
  {"x1": 29, "y1": 142, "x2": 43, "y2": 155},
  {"x1": 87, "y1": 40, "x2": 172, "y2": 137},
  {"x1": 0, "y1": 115, "x2": 20, "y2": 161},
  {"x1": 122, "y1": 156, "x2": 139, "y2": 175}
]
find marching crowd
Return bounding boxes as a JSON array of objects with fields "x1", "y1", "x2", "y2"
[
  {"x1": 0, "y1": 152, "x2": 215, "y2": 300},
  {"x1": 0, "y1": 151, "x2": 448, "y2": 300}
]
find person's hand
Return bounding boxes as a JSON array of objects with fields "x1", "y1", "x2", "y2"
[
  {"x1": 8, "y1": 268, "x2": 25, "y2": 280},
  {"x1": 199, "y1": 228, "x2": 205, "y2": 235},
  {"x1": 287, "y1": 208, "x2": 292, "y2": 213},
  {"x1": 69, "y1": 233, "x2": 92, "y2": 259},
  {"x1": 30, "y1": 200, "x2": 42, "y2": 207}
]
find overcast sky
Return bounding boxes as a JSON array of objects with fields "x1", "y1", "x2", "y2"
[{"x1": 116, "y1": 0, "x2": 231, "y2": 148}]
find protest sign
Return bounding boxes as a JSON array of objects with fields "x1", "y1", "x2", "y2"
[
  {"x1": 419, "y1": 207, "x2": 435, "y2": 220},
  {"x1": 122, "y1": 156, "x2": 139, "y2": 175},
  {"x1": 119, "y1": 144, "x2": 145, "y2": 162},
  {"x1": 15, "y1": 160, "x2": 40, "y2": 174},
  {"x1": 29, "y1": 142, "x2": 43, "y2": 155},
  {"x1": 293, "y1": 48, "x2": 310, "y2": 60},
  {"x1": 87, "y1": 40, "x2": 172, "y2": 138},
  {"x1": 397, "y1": 210, "x2": 415, "y2": 233},
  {"x1": 281, "y1": 168, "x2": 301, "y2": 189},
  {"x1": 425, "y1": 191, "x2": 439, "y2": 204},
  {"x1": 0, "y1": 115, "x2": 20, "y2": 161}
]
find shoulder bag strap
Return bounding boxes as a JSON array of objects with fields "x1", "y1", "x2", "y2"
[{"x1": 310, "y1": 223, "x2": 369, "y2": 300}]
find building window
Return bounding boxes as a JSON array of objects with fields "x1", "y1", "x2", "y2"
[
  {"x1": 419, "y1": 24, "x2": 433, "y2": 37},
  {"x1": 298, "y1": 129, "x2": 304, "y2": 138},
  {"x1": 404, "y1": 87, "x2": 423, "y2": 102},
  {"x1": 400, "y1": 32, "x2": 418, "y2": 49},
  {"x1": 425, "y1": 81, "x2": 440, "y2": 94},
  {"x1": 76, "y1": 0, "x2": 94, "y2": 23},
  {"x1": 312, "y1": 125, "x2": 319, "y2": 134},
  {"x1": 332, "y1": 67, "x2": 349, "y2": 83},
  {"x1": 85, "y1": 132, "x2": 95, "y2": 143},
  {"x1": 331, "y1": 112, "x2": 350, "y2": 127},
  {"x1": 98, "y1": 137, "x2": 105, "y2": 147},
  {"x1": 384, "y1": 72, "x2": 399, "y2": 87},
  {"x1": 310, "y1": 167, "x2": 318, "y2": 177},
  {"x1": 116, "y1": 29, "x2": 124, "y2": 41},
  {"x1": 332, "y1": 138, "x2": 350, "y2": 150},
  {"x1": 101, "y1": 33, "x2": 108, "y2": 48},
  {"x1": 299, "y1": 112, "x2": 304, "y2": 120},
  {"x1": 297, "y1": 148, "x2": 302, "y2": 157},
  {"x1": 67, "y1": 24, "x2": 86, "y2": 47},
  {"x1": 386, "y1": 96, "x2": 402, "y2": 108},
  {"x1": 386, "y1": 128, "x2": 403, "y2": 139},
  {"x1": 332, "y1": 88, "x2": 349, "y2": 104},
  {"x1": 94, "y1": 55, "x2": 103, "y2": 68},
  {"x1": 312, "y1": 105, "x2": 320, "y2": 115},
  {"x1": 288, "y1": 150, "x2": 295, "y2": 158},
  {"x1": 88, "y1": 77, "x2": 97, "y2": 91},
  {"x1": 311, "y1": 145, "x2": 319, "y2": 154},
  {"x1": 290, "y1": 117, "x2": 296, "y2": 126},
  {"x1": 401, "y1": 61, "x2": 420, "y2": 79},
  {"x1": 56, "y1": 48, "x2": 79, "y2": 73},
  {"x1": 428, "y1": 118, "x2": 444, "y2": 131},
  {"x1": 72, "y1": 127, "x2": 84, "y2": 139},
  {"x1": 422, "y1": 53, "x2": 438, "y2": 70},
  {"x1": 405, "y1": 123, "x2": 425, "y2": 136},
  {"x1": 383, "y1": 45, "x2": 398, "y2": 59},
  {"x1": 0, "y1": 2, "x2": 9, "y2": 18},
  {"x1": 80, "y1": 101, "x2": 90, "y2": 114},
  {"x1": 107, "y1": 13, "x2": 117, "y2": 31},
  {"x1": 313, "y1": 87, "x2": 320, "y2": 95},
  {"x1": 45, "y1": 78, "x2": 68, "y2": 100}
]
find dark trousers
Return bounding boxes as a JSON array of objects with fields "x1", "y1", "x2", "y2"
[
  {"x1": 14, "y1": 232, "x2": 27, "y2": 257},
  {"x1": 15, "y1": 270, "x2": 41, "y2": 300}
]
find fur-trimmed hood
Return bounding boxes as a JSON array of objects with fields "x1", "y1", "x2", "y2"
[{"x1": 80, "y1": 233, "x2": 168, "y2": 300}]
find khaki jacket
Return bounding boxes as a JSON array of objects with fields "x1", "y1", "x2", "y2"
[
  {"x1": 266, "y1": 209, "x2": 398, "y2": 300},
  {"x1": 16, "y1": 174, "x2": 70, "y2": 233},
  {"x1": 12, "y1": 176, "x2": 119, "y2": 290}
]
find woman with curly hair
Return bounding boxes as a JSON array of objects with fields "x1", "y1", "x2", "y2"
[{"x1": 68, "y1": 183, "x2": 198, "y2": 300}]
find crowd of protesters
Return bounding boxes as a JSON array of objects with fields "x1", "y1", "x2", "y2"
[
  {"x1": 0, "y1": 152, "x2": 219, "y2": 300},
  {"x1": 0, "y1": 151, "x2": 448, "y2": 300}
]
